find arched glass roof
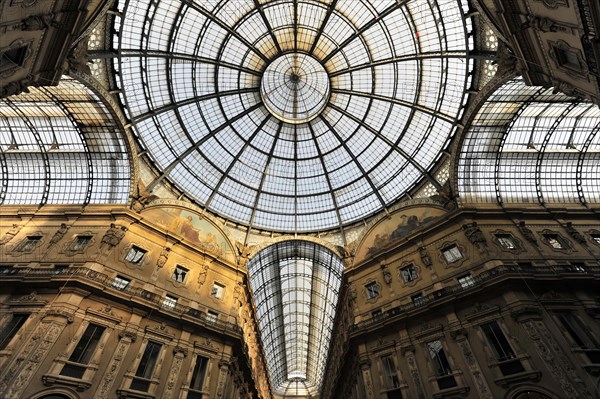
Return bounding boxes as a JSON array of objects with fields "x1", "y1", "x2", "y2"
[
  {"x1": 247, "y1": 241, "x2": 344, "y2": 396},
  {"x1": 0, "y1": 77, "x2": 131, "y2": 205},
  {"x1": 112, "y1": 0, "x2": 475, "y2": 232},
  {"x1": 457, "y1": 78, "x2": 600, "y2": 207}
]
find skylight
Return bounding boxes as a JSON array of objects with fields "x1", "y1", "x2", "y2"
[{"x1": 111, "y1": 0, "x2": 475, "y2": 232}]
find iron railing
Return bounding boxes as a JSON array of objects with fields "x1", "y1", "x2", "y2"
[
  {"x1": 0, "y1": 265, "x2": 242, "y2": 336},
  {"x1": 352, "y1": 263, "x2": 600, "y2": 332}
]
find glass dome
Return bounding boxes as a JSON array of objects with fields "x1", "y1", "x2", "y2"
[{"x1": 112, "y1": 0, "x2": 475, "y2": 232}]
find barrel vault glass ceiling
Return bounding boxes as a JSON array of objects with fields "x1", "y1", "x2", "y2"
[
  {"x1": 111, "y1": 0, "x2": 475, "y2": 233},
  {"x1": 247, "y1": 241, "x2": 344, "y2": 397}
]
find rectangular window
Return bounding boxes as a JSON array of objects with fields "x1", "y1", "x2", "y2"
[
  {"x1": 554, "y1": 47, "x2": 582, "y2": 72},
  {"x1": 125, "y1": 246, "x2": 147, "y2": 264},
  {"x1": 18, "y1": 236, "x2": 42, "y2": 252},
  {"x1": 426, "y1": 340, "x2": 457, "y2": 390},
  {"x1": 211, "y1": 282, "x2": 225, "y2": 299},
  {"x1": 0, "y1": 45, "x2": 28, "y2": 73},
  {"x1": 457, "y1": 274, "x2": 475, "y2": 289},
  {"x1": 72, "y1": 235, "x2": 92, "y2": 251},
  {"x1": 0, "y1": 314, "x2": 28, "y2": 350},
  {"x1": 558, "y1": 313, "x2": 596, "y2": 349},
  {"x1": 381, "y1": 354, "x2": 401, "y2": 389},
  {"x1": 567, "y1": 262, "x2": 586, "y2": 273},
  {"x1": 558, "y1": 313, "x2": 600, "y2": 364},
  {"x1": 162, "y1": 295, "x2": 177, "y2": 310},
  {"x1": 53, "y1": 264, "x2": 69, "y2": 274},
  {"x1": 411, "y1": 293, "x2": 425, "y2": 307},
  {"x1": 131, "y1": 341, "x2": 162, "y2": 392},
  {"x1": 365, "y1": 282, "x2": 379, "y2": 299},
  {"x1": 400, "y1": 264, "x2": 418, "y2": 283},
  {"x1": 172, "y1": 265, "x2": 188, "y2": 283},
  {"x1": 60, "y1": 324, "x2": 105, "y2": 379},
  {"x1": 206, "y1": 311, "x2": 218, "y2": 323},
  {"x1": 442, "y1": 245, "x2": 462, "y2": 263},
  {"x1": 495, "y1": 234, "x2": 517, "y2": 249},
  {"x1": 481, "y1": 321, "x2": 524, "y2": 375},
  {"x1": 112, "y1": 275, "x2": 130, "y2": 290},
  {"x1": 187, "y1": 355, "x2": 209, "y2": 398},
  {"x1": 544, "y1": 234, "x2": 565, "y2": 249}
]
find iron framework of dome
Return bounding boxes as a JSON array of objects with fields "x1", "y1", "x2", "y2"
[{"x1": 111, "y1": 0, "x2": 476, "y2": 233}]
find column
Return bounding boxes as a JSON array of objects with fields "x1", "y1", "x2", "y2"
[
  {"x1": 94, "y1": 330, "x2": 137, "y2": 399},
  {"x1": 161, "y1": 346, "x2": 187, "y2": 399},
  {"x1": 513, "y1": 308, "x2": 593, "y2": 399},
  {"x1": 359, "y1": 356, "x2": 375, "y2": 399},
  {"x1": 215, "y1": 359, "x2": 231, "y2": 399},
  {"x1": 0, "y1": 309, "x2": 73, "y2": 399},
  {"x1": 402, "y1": 346, "x2": 426, "y2": 399},
  {"x1": 452, "y1": 330, "x2": 493, "y2": 399}
]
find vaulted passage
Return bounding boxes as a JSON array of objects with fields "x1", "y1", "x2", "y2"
[{"x1": 246, "y1": 241, "x2": 344, "y2": 397}]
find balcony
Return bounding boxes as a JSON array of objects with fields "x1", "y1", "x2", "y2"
[
  {"x1": 352, "y1": 263, "x2": 600, "y2": 333},
  {"x1": 0, "y1": 265, "x2": 241, "y2": 337}
]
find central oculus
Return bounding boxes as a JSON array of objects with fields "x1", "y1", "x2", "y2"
[{"x1": 260, "y1": 53, "x2": 330, "y2": 124}]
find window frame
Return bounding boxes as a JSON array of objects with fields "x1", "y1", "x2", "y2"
[
  {"x1": 172, "y1": 265, "x2": 189, "y2": 284},
  {"x1": 162, "y1": 295, "x2": 177, "y2": 311},
  {"x1": 380, "y1": 354, "x2": 401, "y2": 389},
  {"x1": 111, "y1": 275, "x2": 131, "y2": 291},
  {"x1": 130, "y1": 340, "x2": 163, "y2": 392},
  {"x1": 60, "y1": 323, "x2": 106, "y2": 379},
  {"x1": 188, "y1": 354, "x2": 210, "y2": 396},
  {"x1": 125, "y1": 245, "x2": 147, "y2": 264},
  {"x1": 210, "y1": 282, "x2": 225, "y2": 299},
  {"x1": 399, "y1": 263, "x2": 418, "y2": 284},
  {"x1": 365, "y1": 281, "x2": 380, "y2": 299},
  {"x1": 441, "y1": 244, "x2": 463, "y2": 264},
  {"x1": 0, "y1": 313, "x2": 29, "y2": 350},
  {"x1": 457, "y1": 274, "x2": 475, "y2": 289},
  {"x1": 17, "y1": 235, "x2": 43, "y2": 252}
]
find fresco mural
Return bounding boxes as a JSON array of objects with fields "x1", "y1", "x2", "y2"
[
  {"x1": 141, "y1": 206, "x2": 235, "y2": 262},
  {"x1": 354, "y1": 205, "x2": 447, "y2": 264}
]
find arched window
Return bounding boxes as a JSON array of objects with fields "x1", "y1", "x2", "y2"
[{"x1": 512, "y1": 390, "x2": 553, "y2": 399}]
